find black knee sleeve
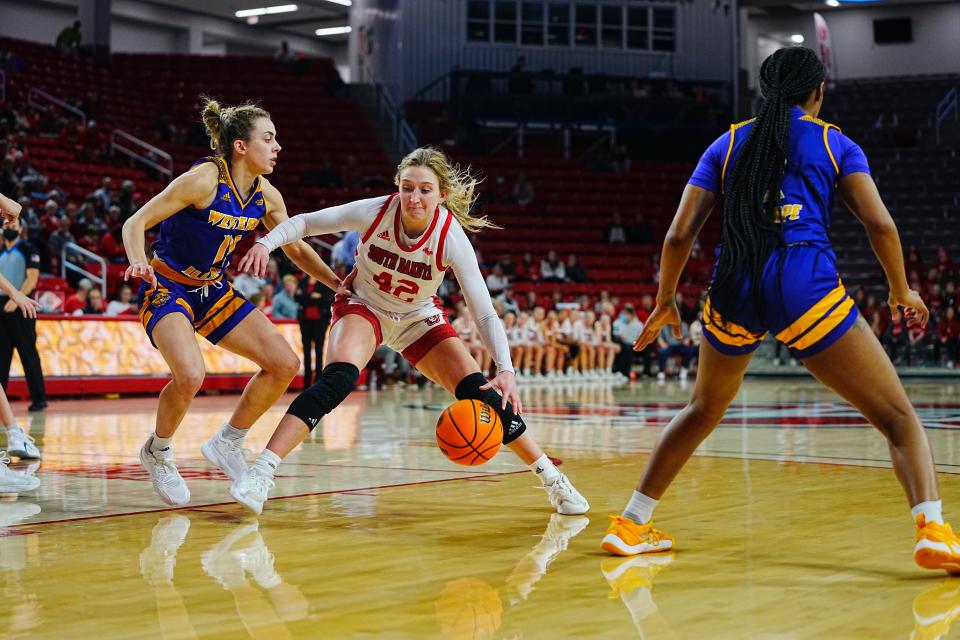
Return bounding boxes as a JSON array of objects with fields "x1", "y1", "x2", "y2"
[
  {"x1": 287, "y1": 362, "x2": 360, "y2": 431},
  {"x1": 454, "y1": 372, "x2": 527, "y2": 444}
]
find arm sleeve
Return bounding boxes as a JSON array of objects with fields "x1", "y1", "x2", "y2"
[
  {"x1": 444, "y1": 224, "x2": 514, "y2": 374},
  {"x1": 257, "y1": 196, "x2": 389, "y2": 252},
  {"x1": 688, "y1": 131, "x2": 730, "y2": 193},
  {"x1": 828, "y1": 129, "x2": 871, "y2": 178}
]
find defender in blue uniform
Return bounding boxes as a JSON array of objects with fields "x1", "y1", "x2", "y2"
[
  {"x1": 122, "y1": 99, "x2": 340, "y2": 507},
  {"x1": 602, "y1": 47, "x2": 960, "y2": 575}
]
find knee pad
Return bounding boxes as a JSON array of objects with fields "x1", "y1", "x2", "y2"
[
  {"x1": 287, "y1": 362, "x2": 360, "y2": 431},
  {"x1": 454, "y1": 372, "x2": 527, "y2": 444}
]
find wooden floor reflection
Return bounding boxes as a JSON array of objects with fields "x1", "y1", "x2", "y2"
[{"x1": 3, "y1": 378, "x2": 960, "y2": 638}]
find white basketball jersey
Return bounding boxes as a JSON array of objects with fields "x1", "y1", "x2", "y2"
[{"x1": 354, "y1": 194, "x2": 454, "y2": 315}]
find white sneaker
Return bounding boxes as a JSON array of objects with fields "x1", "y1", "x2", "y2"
[
  {"x1": 5, "y1": 428, "x2": 41, "y2": 460},
  {"x1": 0, "y1": 453, "x2": 40, "y2": 495},
  {"x1": 657, "y1": 372, "x2": 666, "y2": 381},
  {"x1": 230, "y1": 465, "x2": 275, "y2": 515},
  {"x1": 0, "y1": 501, "x2": 41, "y2": 528},
  {"x1": 678, "y1": 368, "x2": 688, "y2": 381},
  {"x1": 544, "y1": 473, "x2": 590, "y2": 515},
  {"x1": 139, "y1": 437, "x2": 190, "y2": 506},
  {"x1": 201, "y1": 430, "x2": 248, "y2": 482},
  {"x1": 139, "y1": 514, "x2": 191, "y2": 585}
]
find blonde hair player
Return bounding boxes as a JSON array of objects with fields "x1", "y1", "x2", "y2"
[
  {"x1": 121, "y1": 99, "x2": 340, "y2": 506},
  {"x1": 0, "y1": 193, "x2": 42, "y2": 495},
  {"x1": 231, "y1": 147, "x2": 589, "y2": 516}
]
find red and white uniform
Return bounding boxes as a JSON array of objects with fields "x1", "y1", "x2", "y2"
[{"x1": 257, "y1": 194, "x2": 514, "y2": 372}]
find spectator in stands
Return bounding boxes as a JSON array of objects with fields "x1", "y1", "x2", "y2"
[
  {"x1": 82, "y1": 287, "x2": 105, "y2": 315},
  {"x1": 99, "y1": 207, "x2": 126, "y2": 262},
  {"x1": 512, "y1": 173, "x2": 535, "y2": 206},
  {"x1": 46, "y1": 216, "x2": 74, "y2": 273},
  {"x1": 63, "y1": 278, "x2": 91, "y2": 315},
  {"x1": 56, "y1": 20, "x2": 82, "y2": 56},
  {"x1": 907, "y1": 317, "x2": 930, "y2": 366},
  {"x1": 612, "y1": 303, "x2": 644, "y2": 377},
  {"x1": 540, "y1": 250, "x2": 565, "y2": 283},
  {"x1": 935, "y1": 245, "x2": 955, "y2": 280},
  {"x1": 315, "y1": 157, "x2": 343, "y2": 188},
  {"x1": 93, "y1": 177, "x2": 113, "y2": 211},
  {"x1": 259, "y1": 284, "x2": 275, "y2": 317},
  {"x1": 232, "y1": 269, "x2": 265, "y2": 299},
  {"x1": 274, "y1": 41, "x2": 297, "y2": 65},
  {"x1": 498, "y1": 284, "x2": 520, "y2": 316},
  {"x1": 475, "y1": 248, "x2": 490, "y2": 272},
  {"x1": 0, "y1": 157, "x2": 17, "y2": 195},
  {"x1": 656, "y1": 322, "x2": 694, "y2": 381},
  {"x1": 627, "y1": 212, "x2": 654, "y2": 244},
  {"x1": 116, "y1": 180, "x2": 139, "y2": 220},
  {"x1": 936, "y1": 306, "x2": 960, "y2": 368},
  {"x1": 271, "y1": 274, "x2": 299, "y2": 320},
  {"x1": 944, "y1": 281, "x2": 957, "y2": 310},
  {"x1": 331, "y1": 231, "x2": 360, "y2": 273},
  {"x1": 605, "y1": 211, "x2": 627, "y2": 243},
  {"x1": 565, "y1": 254, "x2": 587, "y2": 283},
  {"x1": 264, "y1": 257, "x2": 282, "y2": 290},
  {"x1": 296, "y1": 276, "x2": 334, "y2": 388},
  {"x1": 497, "y1": 254, "x2": 517, "y2": 278},
  {"x1": 78, "y1": 225, "x2": 99, "y2": 254},
  {"x1": 0, "y1": 215, "x2": 46, "y2": 411},
  {"x1": 152, "y1": 113, "x2": 174, "y2": 143},
  {"x1": 105, "y1": 283, "x2": 136, "y2": 316},
  {"x1": 19, "y1": 197, "x2": 42, "y2": 243},
  {"x1": 485, "y1": 262, "x2": 510, "y2": 297},
  {"x1": 522, "y1": 290, "x2": 538, "y2": 311},
  {"x1": 906, "y1": 245, "x2": 924, "y2": 278},
  {"x1": 515, "y1": 251, "x2": 539, "y2": 281}
]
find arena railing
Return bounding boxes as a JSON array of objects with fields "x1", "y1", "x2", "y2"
[
  {"x1": 110, "y1": 130, "x2": 173, "y2": 181},
  {"x1": 61, "y1": 242, "x2": 106, "y2": 301},
  {"x1": 935, "y1": 87, "x2": 958, "y2": 145},
  {"x1": 27, "y1": 87, "x2": 86, "y2": 128}
]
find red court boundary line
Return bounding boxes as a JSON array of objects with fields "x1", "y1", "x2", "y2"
[{"x1": 13, "y1": 469, "x2": 530, "y2": 529}]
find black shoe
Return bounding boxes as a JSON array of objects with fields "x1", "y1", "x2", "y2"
[{"x1": 27, "y1": 402, "x2": 48, "y2": 412}]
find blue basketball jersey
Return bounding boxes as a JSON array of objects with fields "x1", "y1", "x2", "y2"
[
  {"x1": 689, "y1": 106, "x2": 871, "y2": 247},
  {"x1": 152, "y1": 156, "x2": 267, "y2": 285}
]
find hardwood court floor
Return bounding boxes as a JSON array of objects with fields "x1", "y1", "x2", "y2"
[{"x1": 3, "y1": 378, "x2": 960, "y2": 639}]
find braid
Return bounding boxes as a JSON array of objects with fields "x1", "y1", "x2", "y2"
[{"x1": 709, "y1": 47, "x2": 826, "y2": 323}]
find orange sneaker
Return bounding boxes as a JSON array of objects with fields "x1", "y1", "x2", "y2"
[
  {"x1": 914, "y1": 515, "x2": 960, "y2": 575},
  {"x1": 601, "y1": 516, "x2": 674, "y2": 556}
]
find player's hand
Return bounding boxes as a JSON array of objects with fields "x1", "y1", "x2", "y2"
[
  {"x1": 1, "y1": 209, "x2": 18, "y2": 225},
  {"x1": 238, "y1": 243, "x2": 270, "y2": 278},
  {"x1": 336, "y1": 265, "x2": 358, "y2": 298},
  {"x1": 124, "y1": 262, "x2": 155, "y2": 286},
  {"x1": 480, "y1": 370, "x2": 522, "y2": 415},
  {"x1": 633, "y1": 301, "x2": 682, "y2": 351},
  {"x1": 889, "y1": 288, "x2": 928, "y2": 329},
  {"x1": 9, "y1": 291, "x2": 40, "y2": 318}
]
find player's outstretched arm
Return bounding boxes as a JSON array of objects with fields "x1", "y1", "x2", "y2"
[
  {"x1": 839, "y1": 172, "x2": 927, "y2": 327},
  {"x1": 260, "y1": 180, "x2": 341, "y2": 291},
  {"x1": 0, "y1": 192, "x2": 23, "y2": 224},
  {"x1": 121, "y1": 164, "x2": 217, "y2": 286}
]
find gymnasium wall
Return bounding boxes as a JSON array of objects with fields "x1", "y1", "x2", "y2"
[
  {"x1": 349, "y1": 0, "x2": 736, "y2": 103},
  {"x1": 0, "y1": 0, "x2": 336, "y2": 57},
  {"x1": 745, "y1": 3, "x2": 960, "y2": 84}
]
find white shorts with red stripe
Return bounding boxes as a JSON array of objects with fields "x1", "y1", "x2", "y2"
[{"x1": 331, "y1": 294, "x2": 459, "y2": 366}]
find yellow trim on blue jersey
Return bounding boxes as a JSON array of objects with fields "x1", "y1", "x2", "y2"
[
  {"x1": 141, "y1": 310, "x2": 154, "y2": 329},
  {"x1": 215, "y1": 156, "x2": 262, "y2": 210},
  {"x1": 702, "y1": 297, "x2": 768, "y2": 346},
  {"x1": 197, "y1": 297, "x2": 247, "y2": 337},
  {"x1": 720, "y1": 118, "x2": 756, "y2": 194},
  {"x1": 787, "y1": 297, "x2": 855, "y2": 351},
  {"x1": 775, "y1": 281, "x2": 848, "y2": 345},
  {"x1": 195, "y1": 290, "x2": 238, "y2": 328},
  {"x1": 800, "y1": 115, "x2": 842, "y2": 176},
  {"x1": 175, "y1": 298, "x2": 194, "y2": 321}
]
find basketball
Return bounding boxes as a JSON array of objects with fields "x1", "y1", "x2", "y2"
[{"x1": 436, "y1": 399, "x2": 503, "y2": 466}]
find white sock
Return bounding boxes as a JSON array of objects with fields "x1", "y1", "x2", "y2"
[
  {"x1": 220, "y1": 424, "x2": 247, "y2": 442},
  {"x1": 623, "y1": 491, "x2": 658, "y2": 525},
  {"x1": 912, "y1": 500, "x2": 944, "y2": 526},
  {"x1": 255, "y1": 450, "x2": 282, "y2": 476},
  {"x1": 529, "y1": 454, "x2": 561, "y2": 486},
  {"x1": 5, "y1": 423, "x2": 20, "y2": 434},
  {"x1": 150, "y1": 434, "x2": 173, "y2": 453}
]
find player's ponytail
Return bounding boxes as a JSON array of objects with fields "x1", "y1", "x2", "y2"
[
  {"x1": 395, "y1": 147, "x2": 501, "y2": 234},
  {"x1": 199, "y1": 96, "x2": 270, "y2": 159},
  {"x1": 708, "y1": 47, "x2": 825, "y2": 323}
]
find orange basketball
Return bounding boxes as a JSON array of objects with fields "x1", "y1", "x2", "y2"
[{"x1": 436, "y1": 399, "x2": 503, "y2": 466}]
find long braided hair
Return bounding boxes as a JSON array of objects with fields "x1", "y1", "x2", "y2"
[{"x1": 709, "y1": 47, "x2": 826, "y2": 322}]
